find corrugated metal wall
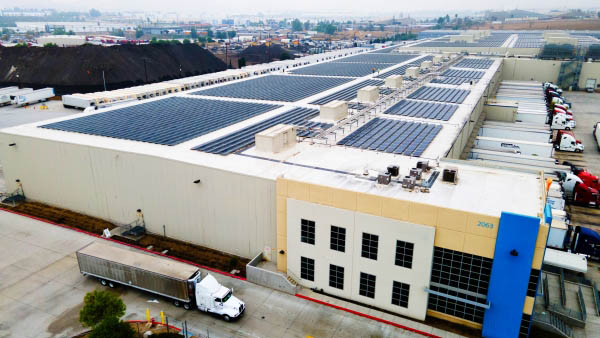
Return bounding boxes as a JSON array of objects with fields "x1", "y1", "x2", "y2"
[{"x1": 0, "y1": 134, "x2": 277, "y2": 261}]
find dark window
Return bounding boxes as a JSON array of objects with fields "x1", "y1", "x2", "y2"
[
  {"x1": 359, "y1": 272, "x2": 376, "y2": 298},
  {"x1": 301, "y1": 219, "x2": 315, "y2": 245},
  {"x1": 300, "y1": 256, "x2": 314, "y2": 281},
  {"x1": 392, "y1": 281, "x2": 410, "y2": 308},
  {"x1": 330, "y1": 226, "x2": 346, "y2": 252},
  {"x1": 361, "y1": 233, "x2": 378, "y2": 260},
  {"x1": 395, "y1": 240, "x2": 414, "y2": 269},
  {"x1": 329, "y1": 264, "x2": 344, "y2": 290}
]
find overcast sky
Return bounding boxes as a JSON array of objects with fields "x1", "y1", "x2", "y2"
[{"x1": 6, "y1": 0, "x2": 599, "y2": 17}]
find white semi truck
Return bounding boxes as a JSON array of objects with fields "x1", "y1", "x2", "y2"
[
  {"x1": 77, "y1": 241, "x2": 245, "y2": 321},
  {"x1": 0, "y1": 88, "x2": 33, "y2": 106},
  {"x1": 13, "y1": 88, "x2": 54, "y2": 107}
]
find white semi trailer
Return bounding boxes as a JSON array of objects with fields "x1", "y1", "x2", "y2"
[
  {"x1": 478, "y1": 126, "x2": 552, "y2": 143},
  {"x1": 0, "y1": 88, "x2": 33, "y2": 106},
  {"x1": 77, "y1": 241, "x2": 245, "y2": 321},
  {"x1": 13, "y1": 88, "x2": 54, "y2": 107},
  {"x1": 473, "y1": 136, "x2": 554, "y2": 157}
]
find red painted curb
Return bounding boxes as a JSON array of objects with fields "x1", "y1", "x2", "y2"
[
  {"x1": 295, "y1": 294, "x2": 441, "y2": 338},
  {"x1": 0, "y1": 207, "x2": 245, "y2": 281}
]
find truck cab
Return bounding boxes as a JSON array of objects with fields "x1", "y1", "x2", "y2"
[
  {"x1": 551, "y1": 114, "x2": 576, "y2": 130},
  {"x1": 195, "y1": 273, "x2": 245, "y2": 321},
  {"x1": 554, "y1": 130, "x2": 583, "y2": 152},
  {"x1": 562, "y1": 173, "x2": 599, "y2": 208}
]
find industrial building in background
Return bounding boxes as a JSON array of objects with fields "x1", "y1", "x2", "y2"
[{"x1": 2, "y1": 32, "x2": 600, "y2": 337}]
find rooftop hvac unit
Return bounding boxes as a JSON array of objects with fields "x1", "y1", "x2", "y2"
[
  {"x1": 385, "y1": 75, "x2": 403, "y2": 88},
  {"x1": 420, "y1": 61, "x2": 433, "y2": 70},
  {"x1": 409, "y1": 168, "x2": 423, "y2": 180},
  {"x1": 255, "y1": 124, "x2": 297, "y2": 154},
  {"x1": 387, "y1": 165, "x2": 399, "y2": 177},
  {"x1": 377, "y1": 173, "x2": 391, "y2": 185},
  {"x1": 405, "y1": 67, "x2": 419, "y2": 78},
  {"x1": 442, "y1": 167, "x2": 458, "y2": 184},
  {"x1": 432, "y1": 55, "x2": 443, "y2": 64},
  {"x1": 320, "y1": 100, "x2": 348, "y2": 122},
  {"x1": 402, "y1": 176, "x2": 416, "y2": 190},
  {"x1": 416, "y1": 160, "x2": 430, "y2": 172},
  {"x1": 357, "y1": 86, "x2": 379, "y2": 103}
]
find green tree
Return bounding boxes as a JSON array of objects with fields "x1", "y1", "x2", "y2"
[
  {"x1": 89, "y1": 8, "x2": 101, "y2": 18},
  {"x1": 150, "y1": 36, "x2": 157, "y2": 44},
  {"x1": 291, "y1": 18, "x2": 302, "y2": 32},
  {"x1": 216, "y1": 31, "x2": 227, "y2": 39},
  {"x1": 379, "y1": 24, "x2": 384, "y2": 31},
  {"x1": 207, "y1": 29, "x2": 214, "y2": 38},
  {"x1": 44, "y1": 43, "x2": 57, "y2": 47},
  {"x1": 53, "y1": 27, "x2": 66, "y2": 35},
  {"x1": 136, "y1": 29, "x2": 143, "y2": 38},
  {"x1": 89, "y1": 316, "x2": 134, "y2": 338},
  {"x1": 183, "y1": 38, "x2": 190, "y2": 44},
  {"x1": 79, "y1": 290, "x2": 126, "y2": 328},
  {"x1": 113, "y1": 29, "x2": 124, "y2": 37},
  {"x1": 227, "y1": 31, "x2": 236, "y2": 39},
  {"x1": 238, "y1": 57, "x2": 246, "y2": 68},
  {"x1": 280, "y1": 51, "x2": 291, "y2": 60},
  {"x1": 304, "y1": 21, "x2": 311, "y2": 31},
  {"x1": 191, "y1": 27, "x2": 197, "y2": 39}
]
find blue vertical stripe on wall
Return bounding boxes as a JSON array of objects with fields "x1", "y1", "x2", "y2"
[{"x1": 482, "y1": 212, "x2": 540, "y2": 338}]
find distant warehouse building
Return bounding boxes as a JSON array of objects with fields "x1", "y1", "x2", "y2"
[
  {"x1": 37, "y1": 35, "x2": 87, "y2": 47},
  {"x1": 0, "y1": 48, "x2": 549, "y2": 337}
]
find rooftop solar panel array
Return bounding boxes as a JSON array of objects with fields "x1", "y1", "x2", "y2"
[
  {"x1": 430, "y1": 77, "x2": 472, "y2": 85},
  {"x1": 310, "y1": 79, "x2": 384, "y2": 105},
  {"x1": 289, "y1": 62, "x2": 391, "y2": 77},
  {"x1": 337, "y1": 118, "x2": 442, "y2": 156},
  {"x1": 384, "y1": 99, "x2": 459, "y2": 121},
  {"x1": 369, "y1": 46, "x2": 397, "y2": 53},
  {"x1": 41, "y1": 97, "x2": 281, "y2": 146},
  {"x1": 407, "y1": 86, "x2": 470, "y2": 104},
  {"x1": 413, "y1": 33, "x2": 511, "y2": 48},
  {"x1": 442, "y1": 69, "x2": 485, "y2": 79},
  {"x1": 375, "y1": 55, "x2": 434, "y2": 79},
  {"x1": 192, "y1": 75, "x2": 352, "y2": 102},
  {"x1": 335, "y1": 53, "x2": 418, "y2": 64},
  {"x1": 194, "y1": 107, "x2": 320, "y2": 155},
  {"x1": 514, "y1": 33, "x2": 544, "y2": 48},
  {"x1": 296, "y1": 121, "x2": 334, "y2": 137},
  {"x1": 454, "y1": 59, "x2": 494, "y2": 69}
]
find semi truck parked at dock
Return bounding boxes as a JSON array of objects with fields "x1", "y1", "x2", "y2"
[
  {"x1": 76, "y1": 241, "x2": 245, "y2": 321},
  {"x1": 0, "y1": 88, "x2": 33, "y2": 106},
  {"x1": 13, "y1": 88, "x2": 54, "y2": 107}
]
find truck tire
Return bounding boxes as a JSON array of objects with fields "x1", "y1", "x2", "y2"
[
  {"x1": 566, "y1": 127, "x2": 571, "y2": 130},
  {"x1": 173, "y1": 300, "x2": 181, "y2": 307},
  {"x1": 100, "y1": 279, "x2": 107, "y2": 286},
  {"x1": 108, "y1": 282, "x2": 115, "y2": 288},
  {"x1": 222, "y1": 314, "x2": 231, "y2": 322},
  {"x1": 183, "y1": 303, "x2": 191, "y2": 310}
]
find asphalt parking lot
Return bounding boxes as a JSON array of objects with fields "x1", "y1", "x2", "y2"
[
  {"x1": 563, "y1": 91, "x2": 600, "y2": 172},
  {"x1": 0, "y1": 210, "x2": 448, "y2": 338}
]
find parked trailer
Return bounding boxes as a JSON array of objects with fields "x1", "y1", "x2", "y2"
[
  {"x1": 0, "y1": 88, "x2": 33, "y2": 106},
  {"x1": 594, "y1": 122, "x2": 600, "y2": 150},
  {"x1": 473, "y1": 136, "x2": 554, "y2": 157},
  {"x1": 0, "y1": 86, "x2": 19, "y2": 95},
  {"x1": 467, "y1": 148, "x2": 569, "y2": 172},
  {"x1": 515, "y1": 110, "x2": 548, "y2": 124},
  {"x1": 76, "y1": 241, "x2": 245, "y2": 321},
  {"x1": 62, "y1": 93, "x2": 102, "y2": 109},
  {"x1": 478, "y1": 126, "x2": 552, "y2": 143},
  {"x1": 13, "y1": 88, "x2": 54, "y2": 107}
]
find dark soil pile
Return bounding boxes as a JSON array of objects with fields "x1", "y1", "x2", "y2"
[
  {"x1": 238, "y1": 43, "x2": 295, "y2": 64},
  {"x1": 0, "y1": 44, "x2": 227, "y2": 95}
]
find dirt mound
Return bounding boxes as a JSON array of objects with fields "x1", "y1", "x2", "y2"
[
  {"x1": 0, "y1": 44, "x2": 227, "y2": 95},
  {"x1": 238, "y1": 43, "x2": 295, "y2": 64}
]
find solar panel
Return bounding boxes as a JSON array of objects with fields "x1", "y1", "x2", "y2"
[
  {"x1": 192, "y1": 75, "x2": 352, "y2": 102},
  {"x1": 335, "y1": 53, "x2": 419, "y2": 64},
  {"x1": 384, "y1": 99, "x2": 459, "y2": 121},
  {"x1": 41, "y1": 97, "x2": 281, "y2": 146},
  {"x1": 310, "y1": 79, "x2": 384, "y2": 105},
  {"x1": 289, "y1": 62, "x2": 390, "y2": 77},
  {"x1": 375, "y1": 55, "x2": 434, "y2": 79},
  {"x1": 368, "y1": 46, "x2": 398, "y2": 53},
  {"x1": 454, "y1": 59, "x2": 494, "y2": 69},
  {"x1": 194, "y1": 107, "x2": 322, "y2": 155},
  {"x1": 442, "y1": 69, "x2": 485, "y2": 79},
  {"x1": 337, "y1": 118, "x2": 442, "y2": 156},
  {"x1": 407, "y1": 86, "x2": 470, "y2": 104},
  {"x1": 430, "y1": 77, "x2": 472, "y2": 85}
]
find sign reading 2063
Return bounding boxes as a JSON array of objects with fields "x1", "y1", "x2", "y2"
[{"x1": 477, "y1": 221, "x2": 494, "y2": 229}]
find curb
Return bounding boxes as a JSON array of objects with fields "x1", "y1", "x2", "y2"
[{"x1": 295, "y1": 294, "x2": 441, "y2": 338}]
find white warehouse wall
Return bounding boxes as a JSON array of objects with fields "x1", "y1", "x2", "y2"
[
  {"x1": 0, "y1": 134, "x2": 277, "y2": 260},
  {"x1": 286, "y1": 199, "x2": 435, "y2": 321}
]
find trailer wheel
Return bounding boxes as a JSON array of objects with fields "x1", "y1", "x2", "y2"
[
  {"x1": 173, "y1": 300, "x2": 181, "y2": 307},
  {"x1": 566, "y1": 127, "x2": 571, "y2": 130},
  {"x1": 100, "y1": 279, "x2": 107, "y2": 286},
  {"x1": 183, "y1": 303, "x2": 191, "y2": 310},
  {"x1": 222, "y1": 314, "x2": 231, "y2": 322},
  {"x1": 108, "y1": 282, "x2": 115, "y2": 288}
]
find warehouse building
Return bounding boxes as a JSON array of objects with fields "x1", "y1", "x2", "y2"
[{"x1": 0, "y1": 48, "x2": 550, "y2": 337}]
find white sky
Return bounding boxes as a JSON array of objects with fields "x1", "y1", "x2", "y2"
[{"x1": 4, "y1": 0, "x2": 599, "y2": 17}]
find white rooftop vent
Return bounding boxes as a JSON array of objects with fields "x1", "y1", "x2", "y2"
[
  {"x1": 432, "y1": 55, "x2": 443, "y2": 64},
  {"x1": 405, "y1": 67, "x2": 420, "y2": 78},
  {"x1": 357, "y1": 86, "x2": 379, "y2": 103},
  {"x1": 385, "y1": 75, "x2": 403, "y2": 88},
  {"x1": 421, "y1": 61, "x2": 433, "y2": 70},
  {"x1": 320, "y1": 100, "x2": 348, "y2": 122},
  {"x1": 255, "y1": 124, "x2": 297, "y2": 154}
]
